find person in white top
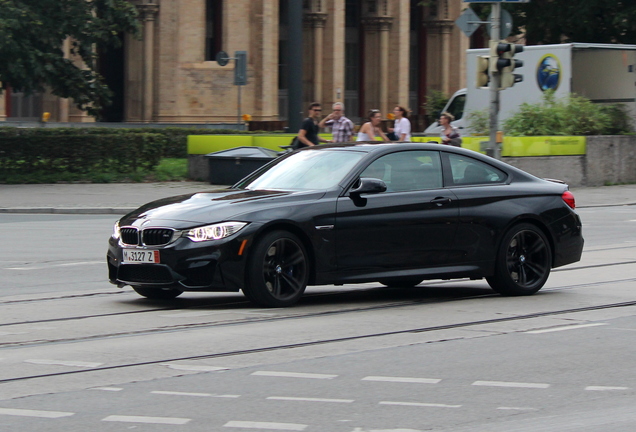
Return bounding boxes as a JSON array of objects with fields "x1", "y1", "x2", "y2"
[
  {"x1": 389, "y1": 106, "x2": 412, "y2": 142},
  {"x1": 357, "y1": 109, "x2": 390, "y2": 142}
]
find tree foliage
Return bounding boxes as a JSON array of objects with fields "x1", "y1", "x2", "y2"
[
  {"x1": 0, "y1": 0, "x2": 140, "y2": 116},
  {"x1": 467, "y1": 91, "x2": 633, "y2": 136},
  {"x1": 505, "y1": 0, "x2": 636, "y2": 45},
  {"x1": 502, "y1": 91, "x2": 633, "y2": 136},
  {"x1": 465, "y1": 1, "x2": 636, "y2": 45}
]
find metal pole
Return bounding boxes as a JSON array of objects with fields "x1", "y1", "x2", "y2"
[
  {"x1": 287, "y1": 0, "x2": 303, "y2": 133},
  {"x1": 489, "y1": 3, "x2": 501, "y2": 159},
  {"x1": 238, "y1": 85, "x2": 241, "y2": 130}
]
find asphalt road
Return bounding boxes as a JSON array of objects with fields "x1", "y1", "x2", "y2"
[{"x1": 0, "y1": 206, "x2": 635, "y2": 431}]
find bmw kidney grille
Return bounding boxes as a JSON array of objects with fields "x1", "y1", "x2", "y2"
[{"x1": 120, "y1": 227, "x2": 176, "y2": 246}]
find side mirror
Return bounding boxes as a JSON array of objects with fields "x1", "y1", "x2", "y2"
[{"x1": 350, "y1": 177, "x2": 387, "y2": 196}]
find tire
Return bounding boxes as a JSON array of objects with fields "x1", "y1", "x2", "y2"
[
  {"x1": 379, "y1": 278, "x2": 423, "y2": 288},
  {"x1": 132, "y1": 286, "x2": 183, "y2": 300},
  {"x1": 244, "y1": 230, "x2": 309, "y2": 307},
  {"x1": 487, "y1": 223, "x2": 552, "y2": 296}
]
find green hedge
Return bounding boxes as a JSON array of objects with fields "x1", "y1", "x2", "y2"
[
  {"x1": 0, "y1": 133, "x2": 166, "y2": 175},
  {"x1": 0, "y1": 127, "x2": 267, "y2": 158}
]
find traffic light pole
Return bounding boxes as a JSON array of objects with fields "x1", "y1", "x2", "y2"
[{"x1": 489, "y1": 2, "x2": 501, "y2": 159}]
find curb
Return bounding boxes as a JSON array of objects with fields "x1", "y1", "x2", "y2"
[{"x1": 0, "y1": 207, "x2": 135, "y2": 215}]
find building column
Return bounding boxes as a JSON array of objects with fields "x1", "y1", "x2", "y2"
[
  {"x1": 440, "y1": 22, "x2": 452, "y2": 95},
  {"x1": 322, "y1": 0, "x2": 346, "y2": 109},
  {"x1": 306, "y1": 13, "x2": 328, "y2": 103},
  {"x1": 58, "y1": 38, "x2": 71, "y2": 122},
  {"x1": 138, "y1": 3, "x2": 159, "y2": 122},
  {"x1": 362, "y1": 17, "x2": 393, "y2": 114},
  {"x1": 0, "y1": 89, "x2": 6, "y2": 121}
]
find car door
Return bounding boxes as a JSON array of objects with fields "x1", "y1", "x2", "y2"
[
  {"x1": 335, "y1": 150, "x2": 460, "y2": 274},
  {"x1": 442, "y1": 152, "x2": 511, "y2": 264}
]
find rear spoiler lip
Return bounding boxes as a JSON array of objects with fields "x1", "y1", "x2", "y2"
[{"x1": 544, "y1": 178, "x2": 566, "y2": 184}]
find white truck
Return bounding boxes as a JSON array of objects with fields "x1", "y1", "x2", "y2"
[{"x1": 424, "y1": 43, "x2": 636, "y2": 135}]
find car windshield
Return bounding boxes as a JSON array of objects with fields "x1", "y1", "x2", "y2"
[{"x1": 239, "y1": 149, "x2": 365, "y2": 191}]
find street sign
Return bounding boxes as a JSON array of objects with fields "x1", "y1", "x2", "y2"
[
  {"x1": 488, "y1": 9, "x2": 513, "y2": 39},
  {"x1": 234, "y1": 51, "x2": 247, "y2": 86},
  {"x1": 455, "y1": 7, "x2": 482, "y2": 38},
  {"x1": 215, "y1": 51, "x2": 229, "y2": 67}
]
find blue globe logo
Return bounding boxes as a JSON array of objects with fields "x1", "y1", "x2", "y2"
[{"x1": 536, "y1": 55, "x2": 561, "y2": 91}]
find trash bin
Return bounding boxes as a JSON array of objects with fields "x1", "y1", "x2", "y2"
[{"x1": 205, "y1": 146, "x2": 279, "y2": 185}]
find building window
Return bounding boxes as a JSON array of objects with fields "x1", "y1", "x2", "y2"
[
  {"x1": 205, "y1": 0, "x2": 223, "y2": 61},
  {"x1": 7, "y1": 88, "x2": 43, "y2": 121},
  {"x1": 367, "y1": 0, "x2": 377, "y2": 14}
]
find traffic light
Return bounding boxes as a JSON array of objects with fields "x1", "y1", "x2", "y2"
[
  {"x1": 494, "y1": 42, "x2": 524, "y2": 89},
  {"x1": 476, "y1": 55, "x2": 490, "y2": 88}
]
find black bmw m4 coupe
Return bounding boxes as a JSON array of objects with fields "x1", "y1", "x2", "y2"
[{"x1": 108, "y1": 142, "x2": 583, "y2": 307}]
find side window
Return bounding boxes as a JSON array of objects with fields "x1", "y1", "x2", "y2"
[
  {"x1": 446, "y1": 94, "x2": 466, "y2": 121},
  {"x1": 448, "y1": 154, "x2": 507, "y2": 185},
  {"x1": 361, "y1": 151, "x2": 443, "y2": 192}
]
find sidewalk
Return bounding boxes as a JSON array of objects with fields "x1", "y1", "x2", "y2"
[{"x1": 0, "y1": 182, "x2": 634, "y2": 215}]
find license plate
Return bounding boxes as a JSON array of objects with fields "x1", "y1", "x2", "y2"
[{"x1": 122, "y1": 249, "x2": 160, "y2": 264}]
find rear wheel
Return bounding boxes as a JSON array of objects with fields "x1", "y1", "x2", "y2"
[
  {"x1": 132, "y1": 286, "x2": 183, "y2": 299},
  {"x1": 487, "y1": 223, "x2": 552, "y2": 296},
  {"x1": 243, "y1": 230, "x2": 309, "y2": 307}
]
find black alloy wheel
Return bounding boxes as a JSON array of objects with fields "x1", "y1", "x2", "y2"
[
  {"x1": 132, "y1": 286, "x2": 183, "y2": 299},
  {"x1": 487, "y1": 223, "x2": 552, "y2": 296},
  {"x1": 244, "y1": 230, "x2": 309, "y2": 307}
]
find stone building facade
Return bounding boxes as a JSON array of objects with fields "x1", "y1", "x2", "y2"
[{"x1": 1, "y1": 0, "x2": 472, "y2": 127}]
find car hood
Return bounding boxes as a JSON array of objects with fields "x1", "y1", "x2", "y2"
[{"x1": 119, "y1": 188, "x2": 326, "y2": 227}]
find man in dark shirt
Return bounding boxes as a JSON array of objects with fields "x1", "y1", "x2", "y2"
[{"x1": 296, "y1": 102, "x2": 332, "y2": 147}]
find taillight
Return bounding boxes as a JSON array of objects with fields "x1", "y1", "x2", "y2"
[{"x1": 562, "y1": 191, "x2": 576, "y2": 209}]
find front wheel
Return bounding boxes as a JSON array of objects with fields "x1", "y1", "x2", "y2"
[
  {"x1": 487, "y1": 223, "x2": 552, "y2": 296},
  {"x1": 132, "y1": 286, "x2": 183, "y2": 300},
  {"x1": 243, "y1": 230, "x2": 309, "y2": 307}
]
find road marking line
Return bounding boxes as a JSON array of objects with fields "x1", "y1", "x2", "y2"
[
  {"x1": 160, "y1": 363, "x2": 229, "y2": 372},
  {"x1": 472, "y1": 380, "x2": 550, "y2": 389},
  {"x1": 6, "y1": 261, "x2": 103, "y2": 270},
  {"x1": 0, "y1": 408, "x2": 74, "y2": 418},
  {"x1": 526, "y1": 323, "x2": 608, "y2": 334},
  {"x1": 102, "y1": 415, "x2": 190, "y2": 425},
  {"x1": 267, "y1": 396, "x2": 354, "y2": 403},
  {"x1": 92, "y1": 387, "x2": 123, "y2": 392},
  {"x1": 160, "y1": 311, "x2": 218, "y2": 318},
  {"x1": 380, "y1": 401, "x2": 461, "y2": 408},
  {"x1": 224, "y1": 420, "x2": 307, "y2": 430},
  {"x1": 152, "y1": 391, "x2": 240, "y2": 398},
  {"x1": 498, "y1": 406, "x2": 538, "y2": 411},
  {"x1": 362, "y1": 376, "x2": 441, "y2": 384},
  {"x1": 585, "y1": 386, "x2": 629, "y2": 391},
  {"x1": 25, "y1": 359, "x2": 103, "y2": 368},
  {"x1": 251, "y1": 371, "x2": 337, "y2": 380}
]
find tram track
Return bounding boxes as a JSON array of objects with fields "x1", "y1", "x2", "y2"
[
  {"x1": 0, "y1": 275, "x2": 635, "y2": 352},
  {"x1": 1, "y1": 273, "x2": 636, "y2": 335},
  {"x1": 2, "y1": 298, "x2": 636, "y2": 385}
]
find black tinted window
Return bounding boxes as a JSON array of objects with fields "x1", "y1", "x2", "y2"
[
  {"x1": 361, "y1": 151, "x2": 443, "y2": 192},
  {"x1": 448, "y1": 154, "x2": 507, "y2": 185}
]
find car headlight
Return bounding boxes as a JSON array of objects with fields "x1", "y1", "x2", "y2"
[
  {"x1": 112, "y1": 221, "x2": 121, "y2": 240},
  {"x1": 184, "y1": 222, "x2": 248, "y2": 242}
]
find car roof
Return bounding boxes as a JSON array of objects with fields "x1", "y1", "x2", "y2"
[{"x1": 300, "y1": 142, "x2": 542, "y2": 183}]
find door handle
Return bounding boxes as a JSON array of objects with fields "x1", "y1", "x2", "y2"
[{"x1": 430, "y1": 197, "x2": 452, "y2": 206}]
